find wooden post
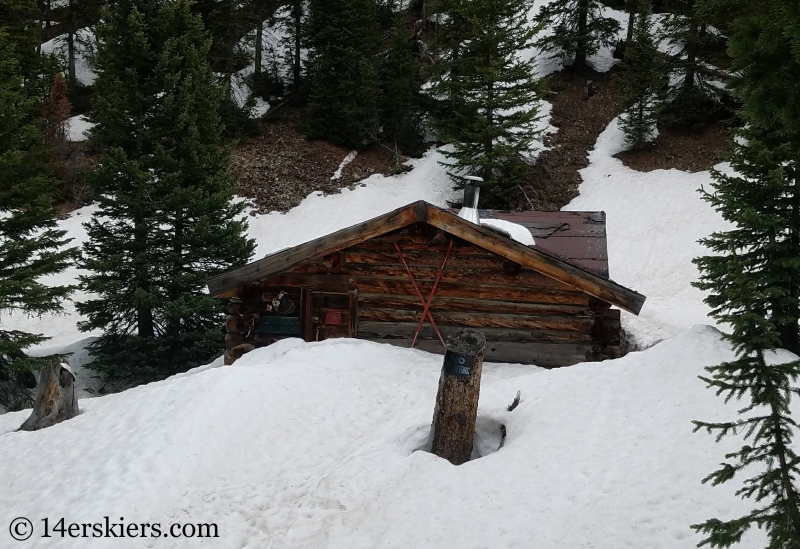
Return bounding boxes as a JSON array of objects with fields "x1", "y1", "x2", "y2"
[
  {"x1": 19, "y1": 361, "x2": 79, "y2": 431},
  {"x1": 429, "y1": 329, "x2": 486, "y2": 465}
]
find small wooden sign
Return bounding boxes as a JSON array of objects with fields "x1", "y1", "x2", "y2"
[
  {"x1": 324, "y1": 312, "x2": 342, "y2": 325},
  {"x1": 443, "y1": 350, "x2": 474, "y2": 377}
]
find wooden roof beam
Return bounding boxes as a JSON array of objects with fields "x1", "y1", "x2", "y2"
[
  {"x1": 423, "y1": 205, "x2": 646, "y2": 315},
  {"x1": 206, "y1": 201, "x2": 425, "y2": 297}
]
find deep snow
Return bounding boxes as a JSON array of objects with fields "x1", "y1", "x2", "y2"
[
  {"x1": 1, "y1": 327, "x2": 791, "y2": 548},
  {"x1": 564, "y1": 118, "x2": 730, "y2": 349}
]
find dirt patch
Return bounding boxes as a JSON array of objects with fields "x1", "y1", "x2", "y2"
[
  {"x1": 515, "y1": 69, "x2": 622, "y2": 211},
  {"x1": 615, "y1": 123, "x2": 733, "y2": 173},
  {"x1": 232, "y1": 114, "x2": 393, "y2": 213}
]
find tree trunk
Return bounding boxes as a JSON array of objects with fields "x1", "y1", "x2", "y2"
[
  {"x1": 769, "y1": 400, "x2": 800, "y2": 538},
  {"x1": 134, "y1": 218, "x2": 154, "y2": 338},
  {"x1": 19, "y1": 361, "x2": 79, "y2": 431},
  {"x1": 293, "y1": 0, "x2": 302, "y2": 92},
  {"x1": 574, "y1": 0, "x2": 589, "y2": 74},
  {"x1": 626, "y1": 0, "x2": 635, "y2": 45},
  {"x1": 67, "y1": 0, "x2": 76, "y2": 90},
  {"x1": 428, "y1": 329, "x2": 486, "y2": 465},
  {"x1": 785, "y1": 172, "x2": 800, "y2": 354},
  {"x1": 254, "y1": 14, "x2": 264, "y2": 88},
  {"x1": 683, "y1": 23, "x2": 698, "y2": 90}
]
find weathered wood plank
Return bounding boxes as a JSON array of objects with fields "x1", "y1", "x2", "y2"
[
  {"x1": 357, "y1": 293, "x2": 595, "y2": 316},
  {"x1": 255, "y1": 274, "x2": 351, "y2": 293},
  {"x1": 344, "y1": 250, "x2": 503, "y2": 269},
  {"x1": 357, "y1": 322, "x2": 594, "y2": 343},
  {"x1": 349, "y1": 239, "x2": 490, "y2": 254},
  {"x1": 361, "y1": 338, "x2": 593, "y2": 367},
  {"x1": 343, "y1": 263, "x2": 574, "y2": 290},
  {"x1": 350, "y1": 276, "x2": 593, "y2": 305},
  {"x1": 423, "y1": 205, "x2": 646, "y2": 314},
  {"x1": 358, "y1": 308, "x2": 595, "y2": 332},
  {"x1": 207, "y1": 202, "x2": 423, "y2": 296}
]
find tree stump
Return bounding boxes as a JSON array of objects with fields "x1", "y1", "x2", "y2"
[
  {"x1": 429, "y1": 329, "x2": 486, "y2": 465},
  {"x1": 19, "y1": 361, "x2": 79, "y2": 431}
]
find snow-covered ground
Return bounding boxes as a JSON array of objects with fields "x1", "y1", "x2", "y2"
[
  {"x1": 1, "y1": 328, "x2": 792, "y2": 548},
  {"x1": 66, "y1": 114, "x2": 93, "y2": 142},
  {"x1": 564, "y1": 118, "x2": 730, "y2": 349}
]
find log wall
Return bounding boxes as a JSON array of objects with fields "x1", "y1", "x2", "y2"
[{"x1": 225, "y1": 224, "x2": 621, "y2": 367}]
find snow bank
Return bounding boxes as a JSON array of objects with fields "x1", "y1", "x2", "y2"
[
  {"x1": 247, "y1": 148, "x2": 456, "y2": 258},
  {"x1": 0, "y1": 326, "x2": 783, "y2": 548},
  {"x1": 66, "y1": 115, "x2": 94, "y2": 142},
  {"x1": 564, "y1": 117, "x2": 731, "y2": 348}
]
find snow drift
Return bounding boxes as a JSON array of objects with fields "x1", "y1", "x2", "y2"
[{"x1": 0, "y1": 327, "x2": 787, "y2": 548}]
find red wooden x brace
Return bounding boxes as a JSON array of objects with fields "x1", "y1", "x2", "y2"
[{"x1": 394, "y1": 240, "x2": 454, "y2": 349}]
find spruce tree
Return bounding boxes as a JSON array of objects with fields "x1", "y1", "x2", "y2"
[
  {"x1": 79, "y1": 0, "x2": 255, "y2": 381},
  {"x1": 428, "y1": 0, "x2": 542, "y2": 208},
  {"x1": 0, "y1": 27, "x2": 75, "y2": 410},
  {"x1": 659, "y1": 0, "x2": 728, "y2": 130},
  {"x1": 378, "y1": 9, "x2": 425, "y2": 161},
  {"x1": 615, "y1": 1, "x2": 667, "y2": 150},
  {"x1": 691, "y1": 2, "x2": 800, "y2": 546},
  {"x1": 304, "y1": 0, "x2": 382, "y2": 149},
  {"x1": 691, "y1": 128, "x2": 800, "y2": 546},
  {"x1": 534, "y1": 0, "x2": 621, "y2": 74}
]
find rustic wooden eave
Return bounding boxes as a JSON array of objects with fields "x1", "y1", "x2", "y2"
[{"x1": 207, "y1": 200, "x2": 646, "y2": 315}]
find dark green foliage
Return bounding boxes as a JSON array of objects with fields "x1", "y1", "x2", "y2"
[
  {"x1": 534, "y1": 0, "x2": 621, "y2": 73},
  {"x1": 0, "y1": 23, "x2": 76, "y2": 410},
  {"x1": 691, "y1": 3, "x2": 800, "y2": 546},
  {"x1": 615, "y1": 1, "x2": 667, "y2": 149},
  {"x1": 659, "y1": 0, "x2": 729, "y2": 131},
  {"x1": 428, "y1": 0, "x2": 543, "y2": 208},
  {"x1": 192, "y1": 0, "x2": 261, "y2": 136},
  {"x1": 378, "y1": 12, "x2": 425, "y2": 158},
  {"x1": 303, "y1": 0, "x2": 383, "y2": 148},
  {"x1": 79, "y1": 0, "x2": 255, "y2": 381}
]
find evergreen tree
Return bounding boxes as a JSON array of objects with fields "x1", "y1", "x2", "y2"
[
  {"x1": 276, "y1": 0, "x2": 304, "y2": 93},
  {"x1": 304, "y1": 0, "x2": 382, "y2": 149},
  {"x1": 534, "y1": 0, "x2": 621, "y2": 74},
  {"x1": 79, "y1": 0, "x2": 255, "y2": 381},
  {"x1": 428, "y1": 0, "x2": 542, "y2": 208},
  {"x1": 615, "y1": 1, "x2": 667, "y2": 150},
  {"x1": 691, "y1": 2, "x2": 800, "y2": 546},
  {"x1": 691, "y1": 127, "x2": 800, "y2": 546},
  {"x1": 192, "y1": 0, "x2": 259, "y2": 135},
  {"x1": 659, "y1": 0, "x2": 728, "y2": 130},
  {"x1": 378, "y1": 8, "x2": 425, "y2": 161},
  {"x1": 0, "y1": 27, "x2": 75, "y2": 410}
]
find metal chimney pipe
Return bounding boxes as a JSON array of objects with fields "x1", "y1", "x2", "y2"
[{"x1": 457, "y1": 175, "x2": 483, "y2": 225}]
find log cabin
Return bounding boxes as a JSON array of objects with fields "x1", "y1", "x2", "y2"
[{"x1": 207, "y1": 188, "x2": 646, "y2": 367}]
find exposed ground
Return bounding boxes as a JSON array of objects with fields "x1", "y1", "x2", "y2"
[
  {"x1": 516, "y1": 69, "x2": 622, "y2": 211},
  {"x1": 232, "y1": 113, "x2": 393, "y2": 213},
  {"x1": 515, "y1": 68, "x2": 733, "y2": 211},
  {"x1": 615, "y1": 122, "x2": 734, "y2": 172}
]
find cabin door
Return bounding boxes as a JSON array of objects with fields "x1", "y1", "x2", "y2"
[{"x1": 303, "y1": 290, "x2": 358, "y2": 341}]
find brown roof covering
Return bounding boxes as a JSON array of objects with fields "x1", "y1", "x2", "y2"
[{"x1": 482, "y1": 210, "x2": 609, "y2": 278}]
